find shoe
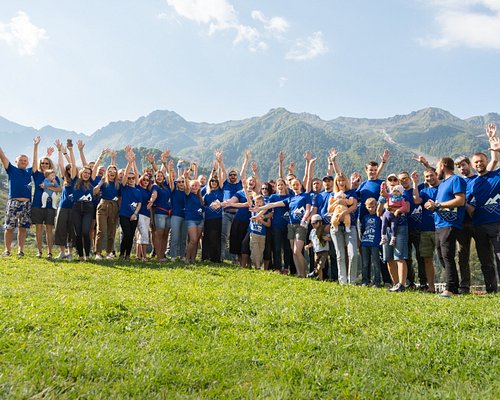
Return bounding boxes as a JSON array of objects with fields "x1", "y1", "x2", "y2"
[
  {"x1": 57, "y1": 252, "x2": 67, "y2": 259},
  {"x1": 47, "y1": 253, "x2": 53, "y2": 260},
  {"x1": 306, "y1": 270, "x2": 318, "y2": 278},
  {"x1": 389, "y1": 236, "x2": 397, "y2": 246},
  {"x1": 95, "y1": 254, "x2": 103, "y2": 260},
  {"x1": 458, "y1": 288, "x2": 470, "y2": 295},
  {"x1": 17, "y1": 251, "x2": 24, "y2": 257},
  {"x1": 407, "y1": 282, "x2": 417, "y2": 290},
  {"x1": 418, "y1": 284, "x2": 429, "y2": 291},
  {"x1": 389, "y1": 283, "x2": 405, "y2": 292},
  {"x1": 36, "y1": 252, "x2": 42, "y2": 258},
  {"x1": 2, "y1": 250, "x2": 10, "y2": 257},
  {"x1": 439, "y1": 291, "x2": 453, "y2": 298},
  {"x1": 66, "y1": 254, "x2": 73, "y2": 260},
  {"x1": 345, "y1": 226, "x2": 351, "y2": 233},
  {"x1": 106, "y1": 254, "x2": 115, "y2": 260}
]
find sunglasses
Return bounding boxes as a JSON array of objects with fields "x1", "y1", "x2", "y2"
[
  {"x1": 388, "y1": 178, "x2": 398, "y2": 182},
  {"x1": 142, "y1": 179, "x2": 150, "y2": 182},
  {"x1": 41, "y1": 162, "x2": 50, "y2": 165},
  {"x1": 128, "y1": 176, "x2": 135, "y2": 180},
  {"x1": 229, "y1": 173, "x2": 237, "y2": 177},
  {"x1": 261, "y1": 187, "x2": 269, "y2": 191},
  {"x1": 210, "y1": 179, "x2": 219, "y2": 183}
]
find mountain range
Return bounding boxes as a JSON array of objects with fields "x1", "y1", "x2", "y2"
[{"x1": 1, "y1": 107, "x2": 499, "y2": 180}]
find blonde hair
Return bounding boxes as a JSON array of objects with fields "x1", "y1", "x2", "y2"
[
  {"x1": 334, "y1": 173, "x2": 351, "y2": 192},
  {"x1": 365, "y1": 197, "x2": 377, "y2": 207}
]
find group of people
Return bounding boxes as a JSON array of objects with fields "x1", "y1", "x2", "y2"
[{"x1": 1, "y1": 123, "x2": 500, "y2": 296}]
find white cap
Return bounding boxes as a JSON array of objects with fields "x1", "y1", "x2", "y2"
[{"x1": 311, "y1": 214, "x2": 323, "y2": 223}]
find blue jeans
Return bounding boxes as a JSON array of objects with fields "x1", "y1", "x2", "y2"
[
  {"x1": 221, "y1": 212, "x2": 236, "y2": 261},
  {"x1": 361, "y1": 246, "x2": 381, "y2": 286},
  {"x1": 331, "y1": 225, "x2": 359, "y2": 284},
  {"x1": 170, "y1": 215, "x2": 187, "y2": 258}
]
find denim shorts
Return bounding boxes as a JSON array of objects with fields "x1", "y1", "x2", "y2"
[
  {"x1": 185, "y1": 219, "x2": 204, "y2": 229},
  {"x1": 382, "y1": 225, "x2": 409, "y2": 261},
  {"x1": 154, "y1": 214, "x2": 171, "y2": 230}
]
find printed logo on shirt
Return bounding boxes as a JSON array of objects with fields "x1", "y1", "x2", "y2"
[
  {"x1": 197, "y1": 208, "x2": 203, "y2": 216},
  {"x1": 410, "y1": 205, "x2": 422, "y2": 223},
  {"x1": 483, "y1": 194, "x2": 500, "y2": 215},
  {"x1": 438, "y1": 208, "x2": 459, "y2": 222},
  {"x1": 78, "y1": 194, "x2": 93, "y2": 202},
  {"x1": 113, "y1": 196, "x2": 119, "y2": 201},
  {"x1": 362, "y1": 218, "x2": 377, "y2": 242},
  {"x1": 292, "y1": 206, "x2": 305, "y2": 220}
]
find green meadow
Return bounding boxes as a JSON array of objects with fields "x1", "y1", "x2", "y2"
[{"x1": 0, "y1": 252, "x2": 498, "y2": 399}]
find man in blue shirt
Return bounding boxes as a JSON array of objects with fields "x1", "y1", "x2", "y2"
[
  {"x1": 469, "y1": 152, "x2": 499, "y2": 293},
  {"x1": 424, "y1": 157, "x2": 466, "y2": 297},
  {"x1": 0, "y1": 138, "x2": 38, "y2": 257}
]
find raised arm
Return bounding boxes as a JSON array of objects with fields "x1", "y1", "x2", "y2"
[
  {"x1": 411, "y1": 171, "x2": 422, "y2": 205},
  {"x1": 412, "y1": 154, "x2": 431, "y2": 169},
  {"x1": 160, "y1": 149, "x2": 174, "y2": 188},
  {"x1": 121, "y1": 148, "x2": 135, "y2": 186},
  {"x1": 0, "y1": 147, "x2": 9, "y2": 169},
  {"x1": 375, "y1": 149, "x2": 390, "y2": 179},
  {"x1": 303, "y1": 150, "x2": 311, "y2": 188},
  {"x1": 306, "y1": 155, "x2": 317, "y2": 193},
  {"x1": 69, "y1": 143, "x2": 78, "y2": 179},
  {"x1": 146, "y1": 153, "x2": 159, "y2": 173},
  {"x1": 184, "y1": 166, "x2": 193, "y2": 195},
  {"x1": 55, "y1": 140, "x2": 66, "y2": 177},
  {"x1": 278, "y1": 151, "x2": 285, "y2": 180},
  {"x1": 486, "y1": 123, "x2": 498, "y2": 171},
  {"x1": 240, "y1": 150, "x2": 250, "y2": 181},
  {"x1": 91, "y1": 149, "x2": 108, "y2": 180},
  {"x1": 250, "y1": 161, "x2": 261, "y2": 190},
  {"x1": 77, "y1": 140, "x2": 88, "y2": 167},
  {"x1": 32, "y1": 136, "x2": 41, "y2": 171},
  {"x1": 215, "y1": 150, "x2": 225, "y2": 182},
  {"x1": 329, "y1": 148, "x2": 342, "y2": 176}
]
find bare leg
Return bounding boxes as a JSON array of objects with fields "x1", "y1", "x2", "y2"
[
  {"x1": 4, "y1": 228, "x2": 14, "y2": 253},
  {"x1": 35, "y1": 224, "x2": 43, "y2": 255},
  {"x1": 46, "y1": 225, "x2": 53, "y2": 255},
  {"x1": 424, "y1": 257, "x2": 435, "y2": 291}
]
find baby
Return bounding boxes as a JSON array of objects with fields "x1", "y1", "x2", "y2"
[
  {"x1": 328, "y1": 191, "x2": 353, "y2": 233},
  {"x1": 41, "y1": 169, "x2": 59, "y2": 209},
  {"x1": 380, "y1": 183, "x2": 407, "y2": 246}
]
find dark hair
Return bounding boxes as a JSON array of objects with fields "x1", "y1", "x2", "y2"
[
  {"x1": 365, "y1": 161, "x2": 378, "y2": 169},
  {"x1": 472, "y1": 152, "x2": 488, "y2": 159},
  {"x1": 424, "y1": 167, "x2": 437, "y2": 174},
  {"x1": 440, "y1": 157, "x2": 455, "y2": 171},
  {"x1": 260, "y1": 182, "x2": 274, "y2": 195}
]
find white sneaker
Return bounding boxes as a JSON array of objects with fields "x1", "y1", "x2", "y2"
[
  {"x1": 95, "y1": 254, "x2": 103, "y2": 260},
  {"x1": 106, "y1": 253, "x2": 115, "y2": 260}
]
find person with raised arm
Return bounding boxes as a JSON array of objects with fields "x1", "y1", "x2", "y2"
[
  {"x1": 0, "y1": 137, "x2": 38, "y2": 257},
  {"x1": 53, "y1": 140, "x2": 75, "y2": 259},
  {"x1": 183, "y1": 164, "x2": 205, "y2": 264},
  {"x1": 31, "y1": 139, "x2": 60, "y2": 259},
  {"x1": 118, "y1": 149, "x2": 142, "y2": 260},
  {"x1": 254, "y1": 177, "x2": 311, "y2": 277},
  {"x1": 202, "y1": 161, "x2": 224, "y2": 263}
]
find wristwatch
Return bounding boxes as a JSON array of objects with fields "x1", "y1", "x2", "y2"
[{"x1": 434, "y1": 202, "x2": 441, "y2": 210}]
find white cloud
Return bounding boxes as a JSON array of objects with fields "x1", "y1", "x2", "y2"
[
  {"x1": 279, "y1": 77, "x2": 288, "y2": 87},
  {"x1": 0, "y1": 11, "x2": 47, "y2": 56},
  {"x1": 251, "y1": 10, "x2": 289, "y2": 35},
  {"x1": 420, "y1": 0, "x2": 500, "y2": 49},
  {"x1": 286, "y1": 31, "x2": 328, "y2": 61}
]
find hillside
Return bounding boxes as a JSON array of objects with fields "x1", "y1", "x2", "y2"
[{"x1": 1, "y1": 107, "x2": 500, "y2": 180}]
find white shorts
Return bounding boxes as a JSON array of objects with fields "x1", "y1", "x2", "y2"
[{"x1": 136, "y1": 214, "x2": 151, "y2": 245}]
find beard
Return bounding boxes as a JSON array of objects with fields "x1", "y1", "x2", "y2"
[{"x1": 438, "y1": 170, "x2": 445, "y2": 180}]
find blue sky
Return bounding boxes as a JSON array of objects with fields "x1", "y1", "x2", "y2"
[{"x1": 1, "y1": 0, "x2": 500, "y2": 135}]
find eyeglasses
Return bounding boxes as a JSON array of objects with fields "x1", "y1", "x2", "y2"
[
  {"x1": 128, "y1": 176, "x2": 135, "y2": 180},
  {"x1": 388, "y1": 178, "x2": 398, "y2": 182},
  {"x1": 41, "y1": 162, "x2": 50, "y2": 165},
  {"x1": 229, "y1": 173, "x2": 237, "y2": 177},
  {"x1": 210, "y1": 179, "x2": 219, "y2": 183},
  {"x1": 261, "y1": 187, "x2": 268, "y2": 191}
]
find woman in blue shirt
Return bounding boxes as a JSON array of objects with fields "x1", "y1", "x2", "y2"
[
  {"x1": 135, "y1": 173, "x2": 152, "y2": 261},
  {"x1": 184, "y1": 167, "x2": 205, "y2": 264},
  {"x1": 203, "y1": 171, "x2": 224, "y2": 263}
]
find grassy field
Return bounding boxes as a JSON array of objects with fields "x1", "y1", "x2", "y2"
[{"x1": 0, "y1": 251, "x2": 499, "y2": 399}]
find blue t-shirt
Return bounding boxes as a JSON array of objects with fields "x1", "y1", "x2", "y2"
[
  {"x1": 6, "y1": 163, "x2": 33, "y2": 200},
  {"x1": 282, "y1": 192, "x2": 312, "y2": 225},
  {"x1": 137, "y1": 186, "x2": 152, "y2": 218},
  {"x1": 222, "y1": 180, "x2": 243, "y2": 212},
  {"x1": 269, "y1": 193, "x2": 290, "y2": 228},
  {"x1": 313, "y1": 190, "x2": 333, "y2": 224},
  {"x1": 419, "y1": 185, "x2": 439, "y2": 232},
  {"x1": 71, "y1": 177, "x2": 94, "y2": 203},
  {"x1": 43, "y1": 178, "x2": 58, "y2": 195},
  {"x1": 469, "y1": 169, "x2": 500, "y2": 226},
  {"x1": 434, "y1": 175, "x2": 466, "y2": 229},
  {"x1": 249, "y1": 210, "x2": 270, "y2": 236},
  {"x1": 99, "y1": 181, "x2": 120, "y2": 201},
  {"x1": 233, "y1": 190, "x2": 251, "y2": 222},
  {"x1": 463, "y1": 175, "x2": 477, "y2": 224},
  {"x1": 204, "y1": 189, "x2": 224, "y2": 220},
  {"x1": 152, "y1": 183, "x2": 172, "y2": 215},
  {"x1": 171, "y1": 183, "x2": 186, "y2": 218},
  {"x1": 360, "y1": 214, "x2": 382, "y2": 247},
  {"x1": 357, "y1": 179, "x2": 384, "y2": 220},
  {"x1": 91, "y1": 176, "x2": 102, "y2": 207},
  {"x1": 119, "y1": 185, "x2": 141, "y2": 218},
  {"x1": 404, "y1": 187, "x2": 420, "y2": 230},
  {"x1": 184, "y1": 193, "x2": 204, "y2": 221},
  {"x1": 32, "y1": 170, "x2": 60, "y2": 208},
  {"x1": 59, "y1": 181, "x2": 74, "y2": 209}
]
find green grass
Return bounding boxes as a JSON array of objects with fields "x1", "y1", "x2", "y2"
[{"x1": 0, "y1": 252, "x2": 499, "y2": 399}]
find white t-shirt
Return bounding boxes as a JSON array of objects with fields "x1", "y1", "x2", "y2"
[{"x1": 309, "y1": 229, "x2": 330, "y2": 252}]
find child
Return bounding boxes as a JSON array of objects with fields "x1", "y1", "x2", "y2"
[
  {"x1": 41, "y1": 169, "x2": 59, "y2": 209},
  {"x1": 360, "y1": 198, "x2": 382, "y2": 286},
  {"x1": 380, "y1": 183, "x2": 407, "y2": 246},
  {"x1": 249, "y1": 195, "x2": 272, "y2": 269},
  {"x1": 305, "y1": 214, "x2": 331, "y2": 280},
  {"x1": 328, "y1": 190, "x2": 353, "y2": 233}
]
